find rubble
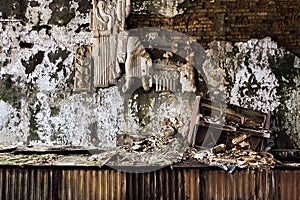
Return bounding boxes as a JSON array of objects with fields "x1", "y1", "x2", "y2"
[
  {"x1": 190, "y1": 144, "x2": 277, "y2": 172},
  {"x1": 0, "y1": 135, "x2": 288, "y2": 171},
  {"x1": 212, "y1": 144, "x2": 226, "y2": 154},
  {"x1": 0, "y1": 97, "x2": 294, "y2": 171},
  {"x1": 159, "y1": 125, "x2": 177, "y2": 138},
  {"x1": 232, "y1": 134, "x2": 249, "y2": 145},
  {"x1": 183, "y1": 96, "x2": 281, "y2": 171}
]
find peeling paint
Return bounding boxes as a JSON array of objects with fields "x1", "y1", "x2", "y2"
[
  {"x1": 0, "y1": 100, "x2": 29, "y2": 145},
  {"x1": 0, "y1": 1, "x2": 299, "y2": 148},
  {"x1": 230, "y1": 38, "x2": 280, "y2": 113}
]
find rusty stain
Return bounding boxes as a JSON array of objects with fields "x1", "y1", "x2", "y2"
[{"x1": 92, "y1": 137, "x2": 97, "y2": 143}]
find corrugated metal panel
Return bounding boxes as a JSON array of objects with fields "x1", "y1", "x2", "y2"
[{"x1": 0, "y1": 166, "x2": 299, "y2": 200}]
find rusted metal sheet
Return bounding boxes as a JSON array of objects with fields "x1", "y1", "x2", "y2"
[
  {"x1": 0, "y1": 166, "x2": 299, "y2": 200},
  {"x1": 0, "y1": 167, "x2": 127, "y2": 200}
]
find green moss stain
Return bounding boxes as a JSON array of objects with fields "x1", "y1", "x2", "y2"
[
  {"x1": 269, "y1": 51, "x2": 300, "y2": 148},
  {"x1": 129, "y1": 87, "x2": 158, "y2": 127},
  {"x1": 0, "y1": 75, "x2": 23, "y2": 109},
  {"x1": 270, "y1": 53, "x2": 298, "y2": 91}
]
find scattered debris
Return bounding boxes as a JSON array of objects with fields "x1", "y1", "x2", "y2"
[
  {"x1": 212, "y1": 144, "x2": 226, "y2": 154},
  {"x1": 159, "y1": 125, "x2": 177, "y2": 138},
  {"x1": 232, "y1": 134, "x2": 249, "y2": 145},
  {"x1": 190, "y1": 144, "x2": 277, "y2": 172},
  {"x1": 184, "y1": 96, "x2": 280, "y2": 171},
  {"x1": 0, "y1": 136, "x2": 293, "y2": 171},
  {"x1": 0, "y1": 96, "x2": 296, "y2": 171}
]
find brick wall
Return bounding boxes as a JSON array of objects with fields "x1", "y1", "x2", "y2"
[{"x1": 127, "y1": 0, "x2": 300, "y2": 57}]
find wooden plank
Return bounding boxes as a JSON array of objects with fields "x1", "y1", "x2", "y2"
[
  {"x1": 196, "y1": 121, "x2": 237, "y2": 132},
  {"x1": 13, "y1": 146, "x2": 103, "y2": 155},
  {"x1": 187, "y1": 96, "x2": 201, "y2": 146},
  {"x1": 237, "y1": 128, "x2": 271, "y2": 138}
]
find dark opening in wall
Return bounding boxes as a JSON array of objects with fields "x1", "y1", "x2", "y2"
[{"x1": 19, "y1": 41, "x2": 34, "y2": 48}]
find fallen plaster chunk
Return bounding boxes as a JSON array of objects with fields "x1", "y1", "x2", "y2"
[{"x1": 212, "y1": 144, "x2": 226, "y2": 154}]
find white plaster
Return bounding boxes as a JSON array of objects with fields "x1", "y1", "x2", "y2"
[
  {"x1": 0, "y1": 100, "x2": 29, "y2": 145},
  {"x1": 230, "y1": 38, "x2": 280, "y2": 113}
]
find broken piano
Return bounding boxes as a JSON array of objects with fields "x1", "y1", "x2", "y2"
[{"x1": 187, "y1": 96, "x2": 272, "y2": 151}]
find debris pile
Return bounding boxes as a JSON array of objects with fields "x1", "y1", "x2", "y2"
[
  {"x1": 0, "y1": 96, "x2": 295, "y2": 170},
  {"x1": 0, "y1": 134, "x2": 291, "y2": 170},
  {"x1": 180, "y1": 96, "x2": 279, "y2": 171},
  {"x1": 90, "y1": 133, "x2": 185, "y2": 167},
  {"x1": 90, "y1": 112, "x2": 278, "y2": 170},
  {"x1": 189, "y1": 143, "x2": 277, "y2": 173}
]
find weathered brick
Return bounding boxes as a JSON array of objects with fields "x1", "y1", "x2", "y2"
[{"x1": 127, "y1": 0, "x2": 300, "y2": 57}]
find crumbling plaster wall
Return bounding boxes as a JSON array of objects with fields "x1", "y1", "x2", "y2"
[
  {"x1": 207, "y1": 39, "x2": 300, "y2": 148},
  {"x1": 0, "y1": 0, "x2": 299, "y2": 148}
]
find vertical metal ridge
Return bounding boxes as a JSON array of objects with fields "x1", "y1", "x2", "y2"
[
  {"x1": 170, "y1": 169, "x2": 176, "y2": 200},
  {"x1": 134, "y1": 172, "x2": 139, "y2": 200},
  {"x1": 110, "y1": 170, "x2": 115, "y2": 200},
  {"x1": 91, "y1": 169, "x2": 97, "y2": 200},
  {"x1": 114, "y1": 170, "x2": 119, "y2": 200},
  {"x1": 67, "y1": 170, "x2": 72, "y2": 200},
  {"x1": 126, "y1": 172, "x2": 132, "y2": 200},
  {"x1": 95, "y1": 169, "x2": 100, "y2": 199}
]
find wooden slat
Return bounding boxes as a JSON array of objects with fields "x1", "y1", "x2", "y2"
[{"x1": 187, "y1": 96, "x2": 201, "y2": 146}]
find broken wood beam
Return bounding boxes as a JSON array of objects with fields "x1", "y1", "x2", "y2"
[
  {"x1": 187, "y1": 96, "x2": 201, "y2": 146},
  {"x1": 232, "y1": 134, "x2": 249, "y2": 145},
  {"x1": 237, "y1": 127, "x2": 271, "y2": 138},
  {"x1": 196, "y1": 120, "x2": 237, "y2": 132}
]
